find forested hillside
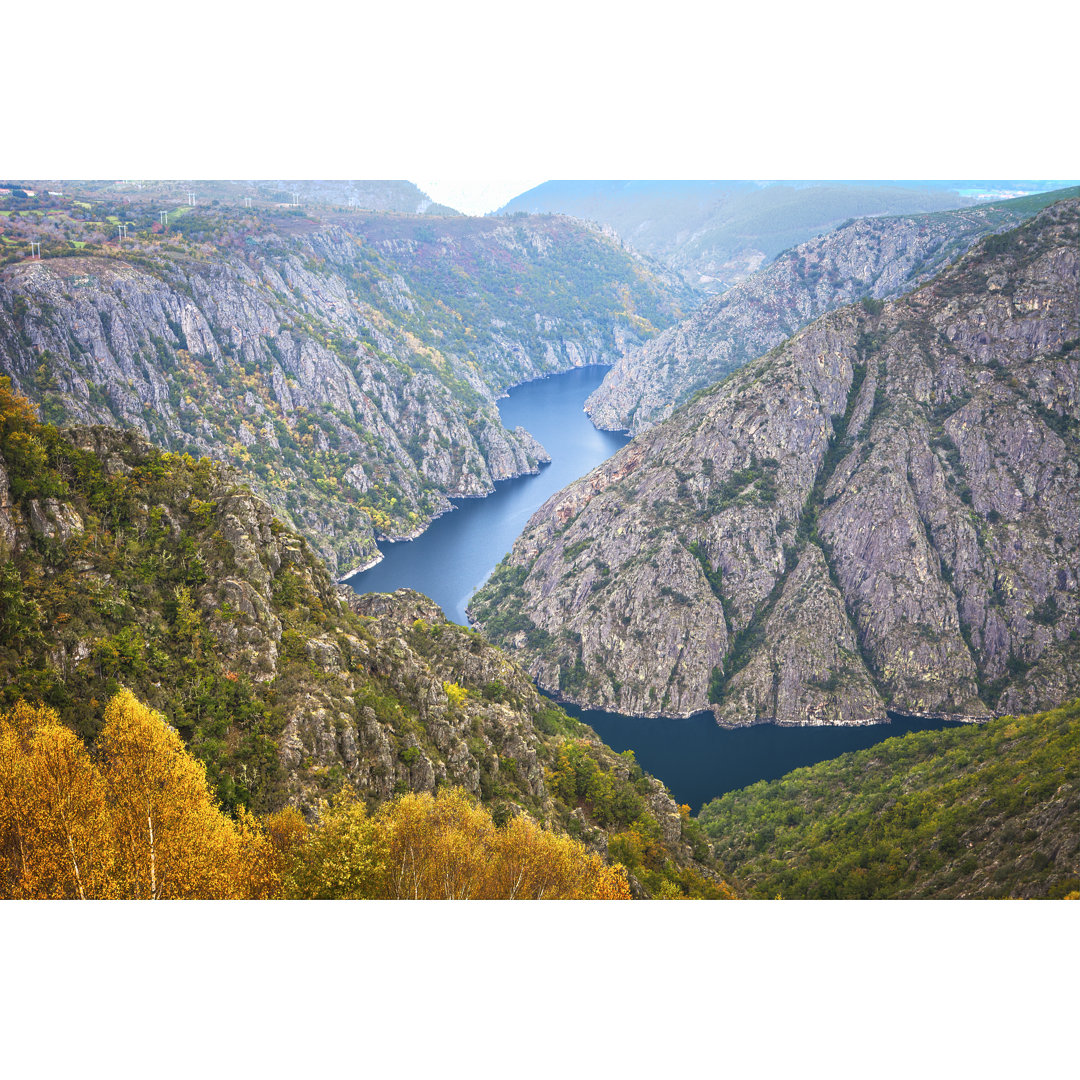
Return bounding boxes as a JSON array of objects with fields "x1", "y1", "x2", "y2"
[
  {"x1": 698, "y1": 701, "x2": 1079, "y2": 899},
  {"x1": 0, "y1": 378, "x2": 726, "y2": 897}
]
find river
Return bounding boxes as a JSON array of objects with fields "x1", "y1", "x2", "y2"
[
  {"x1": 346, "y1": 365, "x2": 959, "y2": 811},
  {"x1": 345, "y1": 365, "x2": 629, "y2": 626}
]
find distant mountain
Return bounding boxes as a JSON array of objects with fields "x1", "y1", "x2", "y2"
[
  {"x1": 586, "y1": 186, "x2": 1080, "y2": 434},
  {"x1": 32, "y1": 180, "x2": 463, "y2": 216},
  {"x1": 498, "y1": 181, "x2": 994, "y2": 291}
]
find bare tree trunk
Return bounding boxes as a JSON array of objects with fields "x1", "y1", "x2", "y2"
[
  {"x1": 147, "y1": 801, "x2": 157, "y2": 900},
  {"x1": 65, "y1": 830, "x2": 86, "y2": 900}
]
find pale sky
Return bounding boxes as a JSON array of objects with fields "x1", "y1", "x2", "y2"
[
  {"x1": 4, "y1": 5, "x2": 1075, "y2": 181},
  {"x1": 412, "y1": 180, "x2": 547, "y2": 216}
]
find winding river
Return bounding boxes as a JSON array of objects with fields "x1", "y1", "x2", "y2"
[{"x1": 347, "y1": 365, "x2": 958, "y2": 811}]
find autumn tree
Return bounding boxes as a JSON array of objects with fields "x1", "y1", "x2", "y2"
[
  {"x1": 374, "y1": 787, "x2": 498, "y2": 899},
  {"x1": 96, "y1": 688, "x2": 256, "y2": 898},
  {"x1": 281, "y1": 790, "x2": 383, "y2": 900},
  {"x1": 0, "y1": 691, "x2": 279, "y2": 899},
  {"x1": 0, "y1": 701, "x2": 113, "y2": 898},
  {"x1": 484, "y1": 814, "x2": 631, "y2": 899},
  {"x1": 283, "y1": 787, "x2": 632, "y2": 900}
]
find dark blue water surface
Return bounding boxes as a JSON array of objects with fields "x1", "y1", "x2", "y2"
[
  {"x1": 564, "y1": 704, "x2": 961, "y2": 813},
  {"x1": 347, "y1": 365, "x2": 963, "y2": 808},
  {"x1": 346, "y1": 365, "x2": 628, "y2": 625}
]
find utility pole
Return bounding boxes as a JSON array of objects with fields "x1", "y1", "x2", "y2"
[
  {"x1": 117, "y1": 224, "x2": 128, "y2": 241},
  {"x1": 28, "y1": 241, "x2": 41, "y2": 259},
  {"x1": 160, "y1": 210, "x2": 169, "y2": 227},
  {"x1": 243, "y1": 196, "x2": 252, "y2": 208},
  {"x1": 292, "y1": 192, "x2": 300, "y2": 206},
  {"x1": 188, "y1": 192, "x2": 196, "y2": 206}
]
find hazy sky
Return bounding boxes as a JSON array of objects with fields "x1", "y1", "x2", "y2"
[{"x1": 413, "y1": 180, "x2": 546, "y2": 216}]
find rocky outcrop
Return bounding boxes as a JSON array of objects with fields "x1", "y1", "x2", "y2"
[
  {"x1": 586, "y1": 188, "x2": 1079, "y2": 434},
  {"x1": 471, "y1": 201, "x2": 1080, "y2": 724},
  {"x1": 0, "y1": 414, "x2": 713, "y2": 892}
]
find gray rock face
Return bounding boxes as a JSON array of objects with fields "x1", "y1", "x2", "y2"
[
  {"x1": 586, "y1": 190, "x2": 1079, "y2": 434},
  {"x1": 0, "y1": 212, "x2": 680, "y2": 577},
  {"x1": 720, "y1": 545, "x2": 887, "y2": 726},
  {"x1": 472, "y1": 200, "x2": 1080, "y2": 723},
  {"x1": 27, "y1": 498, "x2": 84, "y2": 541}
]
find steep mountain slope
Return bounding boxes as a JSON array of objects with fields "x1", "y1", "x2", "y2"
[
  {"x1": 698, "y1": 701, "x2": 1079, "y2": 899},
  {"x1": 470, "y1": 201, "x2": 1080, "y2": 723},
  {"x1": 0, "y1": 387, "x2": 724, "y2": 896},
  {"x1": 0, "y1": 196, "x2": 686, "y2": 576},
  {"x1": 587, "y1": 187, "x2": 1080, "y2": 433},
  {"x1": 499, "y1": 180, "x2": 978, "y2": 290}
]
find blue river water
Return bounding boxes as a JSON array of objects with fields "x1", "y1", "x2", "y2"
[
  {"x1": 565, "y1": 705, "x2": 957, "y2": 813},
  {"x1": 345, "y1": 365, "x2": 628, "y2": 625},
  {"x1": 347, "y1": 365, "x2": 959, "y2": 810}
]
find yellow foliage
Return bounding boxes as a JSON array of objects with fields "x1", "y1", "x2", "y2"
[
  {"x1": 0, "y1": 701, "x2": 113, "y2": 899},
  {"x1": 443, "y1": 681, "x2": 468, "y2": 708},
  {"x1": 0, "y1": 691, "x2": 277, "y2": 899},
  {"x1": 285, "y1": 788, "x2": 631, "y2": 900},
  {"x1": 1, "y1": 695, "x2": 632, "y2": 901},
  {"x1": 282, "y1": 790, "x2": 383, "y2": 900},
  {"x1": 0, "y1": 375, "x2": 40, "y2": 431}
]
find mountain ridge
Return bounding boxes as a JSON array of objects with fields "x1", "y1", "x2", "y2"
[
  {"x1": 586, "y1": 186, "x2": 1080, "y2": 434},
  {"x1": 470, "y1": 200, "x2": 1080, "y2": 724},
  {"x1": 498, "y1": 180, "x2": 984, "y2": 291}
]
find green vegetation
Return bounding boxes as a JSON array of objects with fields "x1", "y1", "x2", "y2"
[
  {"x1": 0, "y1": 382, "x2": 724, "y2": 896},
  {"x1": 699, "y1": 702, "x2": 1079, "y2": 899},
  {"x1": 0, "y1": 377, "x2": 292, "y2": 810},
  {"x1": 467, "y1": 557, "x2": 551, "y2": 650},
  {"x1": 546, "y1": 740, "x2": 732, "y2": 898}
]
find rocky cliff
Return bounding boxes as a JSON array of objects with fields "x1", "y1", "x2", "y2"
[
  {"x1": 586, "y1": 188, "x2": 1080, "y2": 434},
  {"x1": 470, "y1": 201, "x2": 1080, "y2": 724},
  {"x1": 0, "y1": 196, "x2": 685, "y2": 576},
  {"x1": 0, "y1": 396, "x2": 722, "y2": 895}
]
